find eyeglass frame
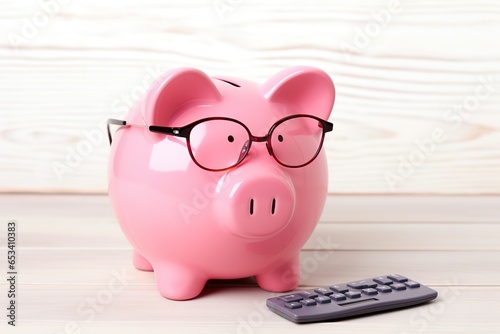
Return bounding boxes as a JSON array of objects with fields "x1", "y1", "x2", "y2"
[{"x1": 107, "y1": 114, "x2": 333, "y2": 172}]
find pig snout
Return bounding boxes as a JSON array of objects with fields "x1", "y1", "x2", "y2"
[{"x1": 215, "y1": 167, "x2": 296, "y2": 239}]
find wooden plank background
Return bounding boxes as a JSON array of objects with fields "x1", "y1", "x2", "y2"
[{"x1": 1, "y1": 0, "x2": 499, "y2": 194}]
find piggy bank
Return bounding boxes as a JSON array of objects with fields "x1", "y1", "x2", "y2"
[{"x1": 107, "y1": 66, "x2": 335, "y2": 300}]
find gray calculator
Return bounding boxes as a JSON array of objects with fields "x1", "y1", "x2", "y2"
[{"x1": 266, "y1": 274, "x2": 438, "y2": 323}]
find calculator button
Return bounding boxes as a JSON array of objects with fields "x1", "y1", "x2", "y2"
[
  {"x1": 376, "y1": 285, "x2": 392, "y2": 293},
  {"x1": 298, "y1": 291, "x2": 319, "y2": 299},
  {"x1": 388, "y1": 274, "x2": 408, "y2": 283},
  {"x1": 345, "y1": 291, "x2": 361, "y2": 299},
  {"x1": 361, "y1": 288, "x2": 378, "y2": 295},
  {"x1": 300, "y1": 298, "x2": 317, "y2": 306},
  {"x1": 314, "y1": 287, "x2": 333, "y2": 296},
  {"x1": 331, "y1": 293, "x2": 347, "y2": 301},
  {"x1": 405, "y1": 281, "x2": 421, "y2": 288},
  {"x1": 347, "y1": 280, "x2": 377, "y2": 289},
  {"x1": 315, "y1": 296, "x2": 332, "y2": 304},
  {"x1": 278, "y1": 294, "x2": 303, "y2": 302},
  {"x1": 330, "y1": 285, "x2": 349, "y2": 293},
  {"x1": 374, "y1": 276, "x2": 393, "y2": 285},
  {"x1": 285, "y1": 302, "x2": 302, "y2": 309},
  {"x1": 391, "y1": 283, "x2": 407, "y2": 291}
]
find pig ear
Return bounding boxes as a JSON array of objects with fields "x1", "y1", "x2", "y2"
[
  {"x1": 263, "y1": 66, "x2": 335, "y2": 120},
  {"x1": 144, "y1": 68, "x2": 221, "y2": 126}
]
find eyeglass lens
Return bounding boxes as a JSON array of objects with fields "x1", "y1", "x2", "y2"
[
  {"x1": 189, "y1": 119, "x2": 251, "y2": 171},
  {"x1": 270, "y1": 116, "x2": 324, "y2": 167}
]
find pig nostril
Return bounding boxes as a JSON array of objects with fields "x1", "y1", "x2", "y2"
[{"x1": 248, "y1": 198, "x2": 278, "y2": 216}]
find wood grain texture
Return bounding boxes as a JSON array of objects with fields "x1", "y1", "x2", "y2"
[
  {"x1": 1, "y1": 194, "x2": 499, "y2": 250},
  {"x1": 1, "y1": 287, "x2": 497, "y2": 334},
  {"x1": 0, "y1": 0, "x2": 499, "y2": 194},
  {"x1": 0, "y1": 194, "x2": 499, "y2": 333}
]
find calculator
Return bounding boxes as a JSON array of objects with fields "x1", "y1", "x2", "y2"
[{"x1": 266, "y1": 274, "x2": 438, "y2": 323}]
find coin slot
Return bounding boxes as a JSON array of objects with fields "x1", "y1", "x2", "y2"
[{"x1": 216, "y1": 79, "x2": 241, "y2": 87}]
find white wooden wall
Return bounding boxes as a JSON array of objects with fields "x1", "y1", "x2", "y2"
[{"x1": 1, "y1": 0, "x2": 499, "y2": 194}]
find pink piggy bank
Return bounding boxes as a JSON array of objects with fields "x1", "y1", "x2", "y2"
[{"x1": 107, "y1": 66, "x2": 335, "y2": 300}]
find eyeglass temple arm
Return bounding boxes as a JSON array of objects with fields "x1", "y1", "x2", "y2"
[
  {"x1": 107, "y1": 119, "x2": 126, "y2": 145},
  {"x1": 106, "y1": 119, "x2": 185, "y2": 146},
  {"x1": 149, "y1": 125, "x2": 184, "y2": 137}
]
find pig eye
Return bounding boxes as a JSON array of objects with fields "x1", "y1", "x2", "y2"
[
  {"x1": 277, "y1": 134, "x2": 284, "y2": 142},
  {"x1": 228, "y1": 135, "x2": 235, "y2": 142}
]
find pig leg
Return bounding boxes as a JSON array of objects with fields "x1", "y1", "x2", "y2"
[
  {"x1": 132, "y1": 250, "x2": 153, "y2": 271},
  {"x1": 153, "y1": 262, "x2": 207, "y2": 300},
  {"x1": 254, "y1": 255, "x2": 300, "y2": 292}
]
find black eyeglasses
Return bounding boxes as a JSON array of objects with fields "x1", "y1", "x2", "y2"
[{"x1": 107, "y1": 114, "x2": 333, "y2": 171}]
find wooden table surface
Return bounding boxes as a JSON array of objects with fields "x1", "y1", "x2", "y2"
[{"x1": 1, "y1": 194, "x2": 498, "y2": 333}]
